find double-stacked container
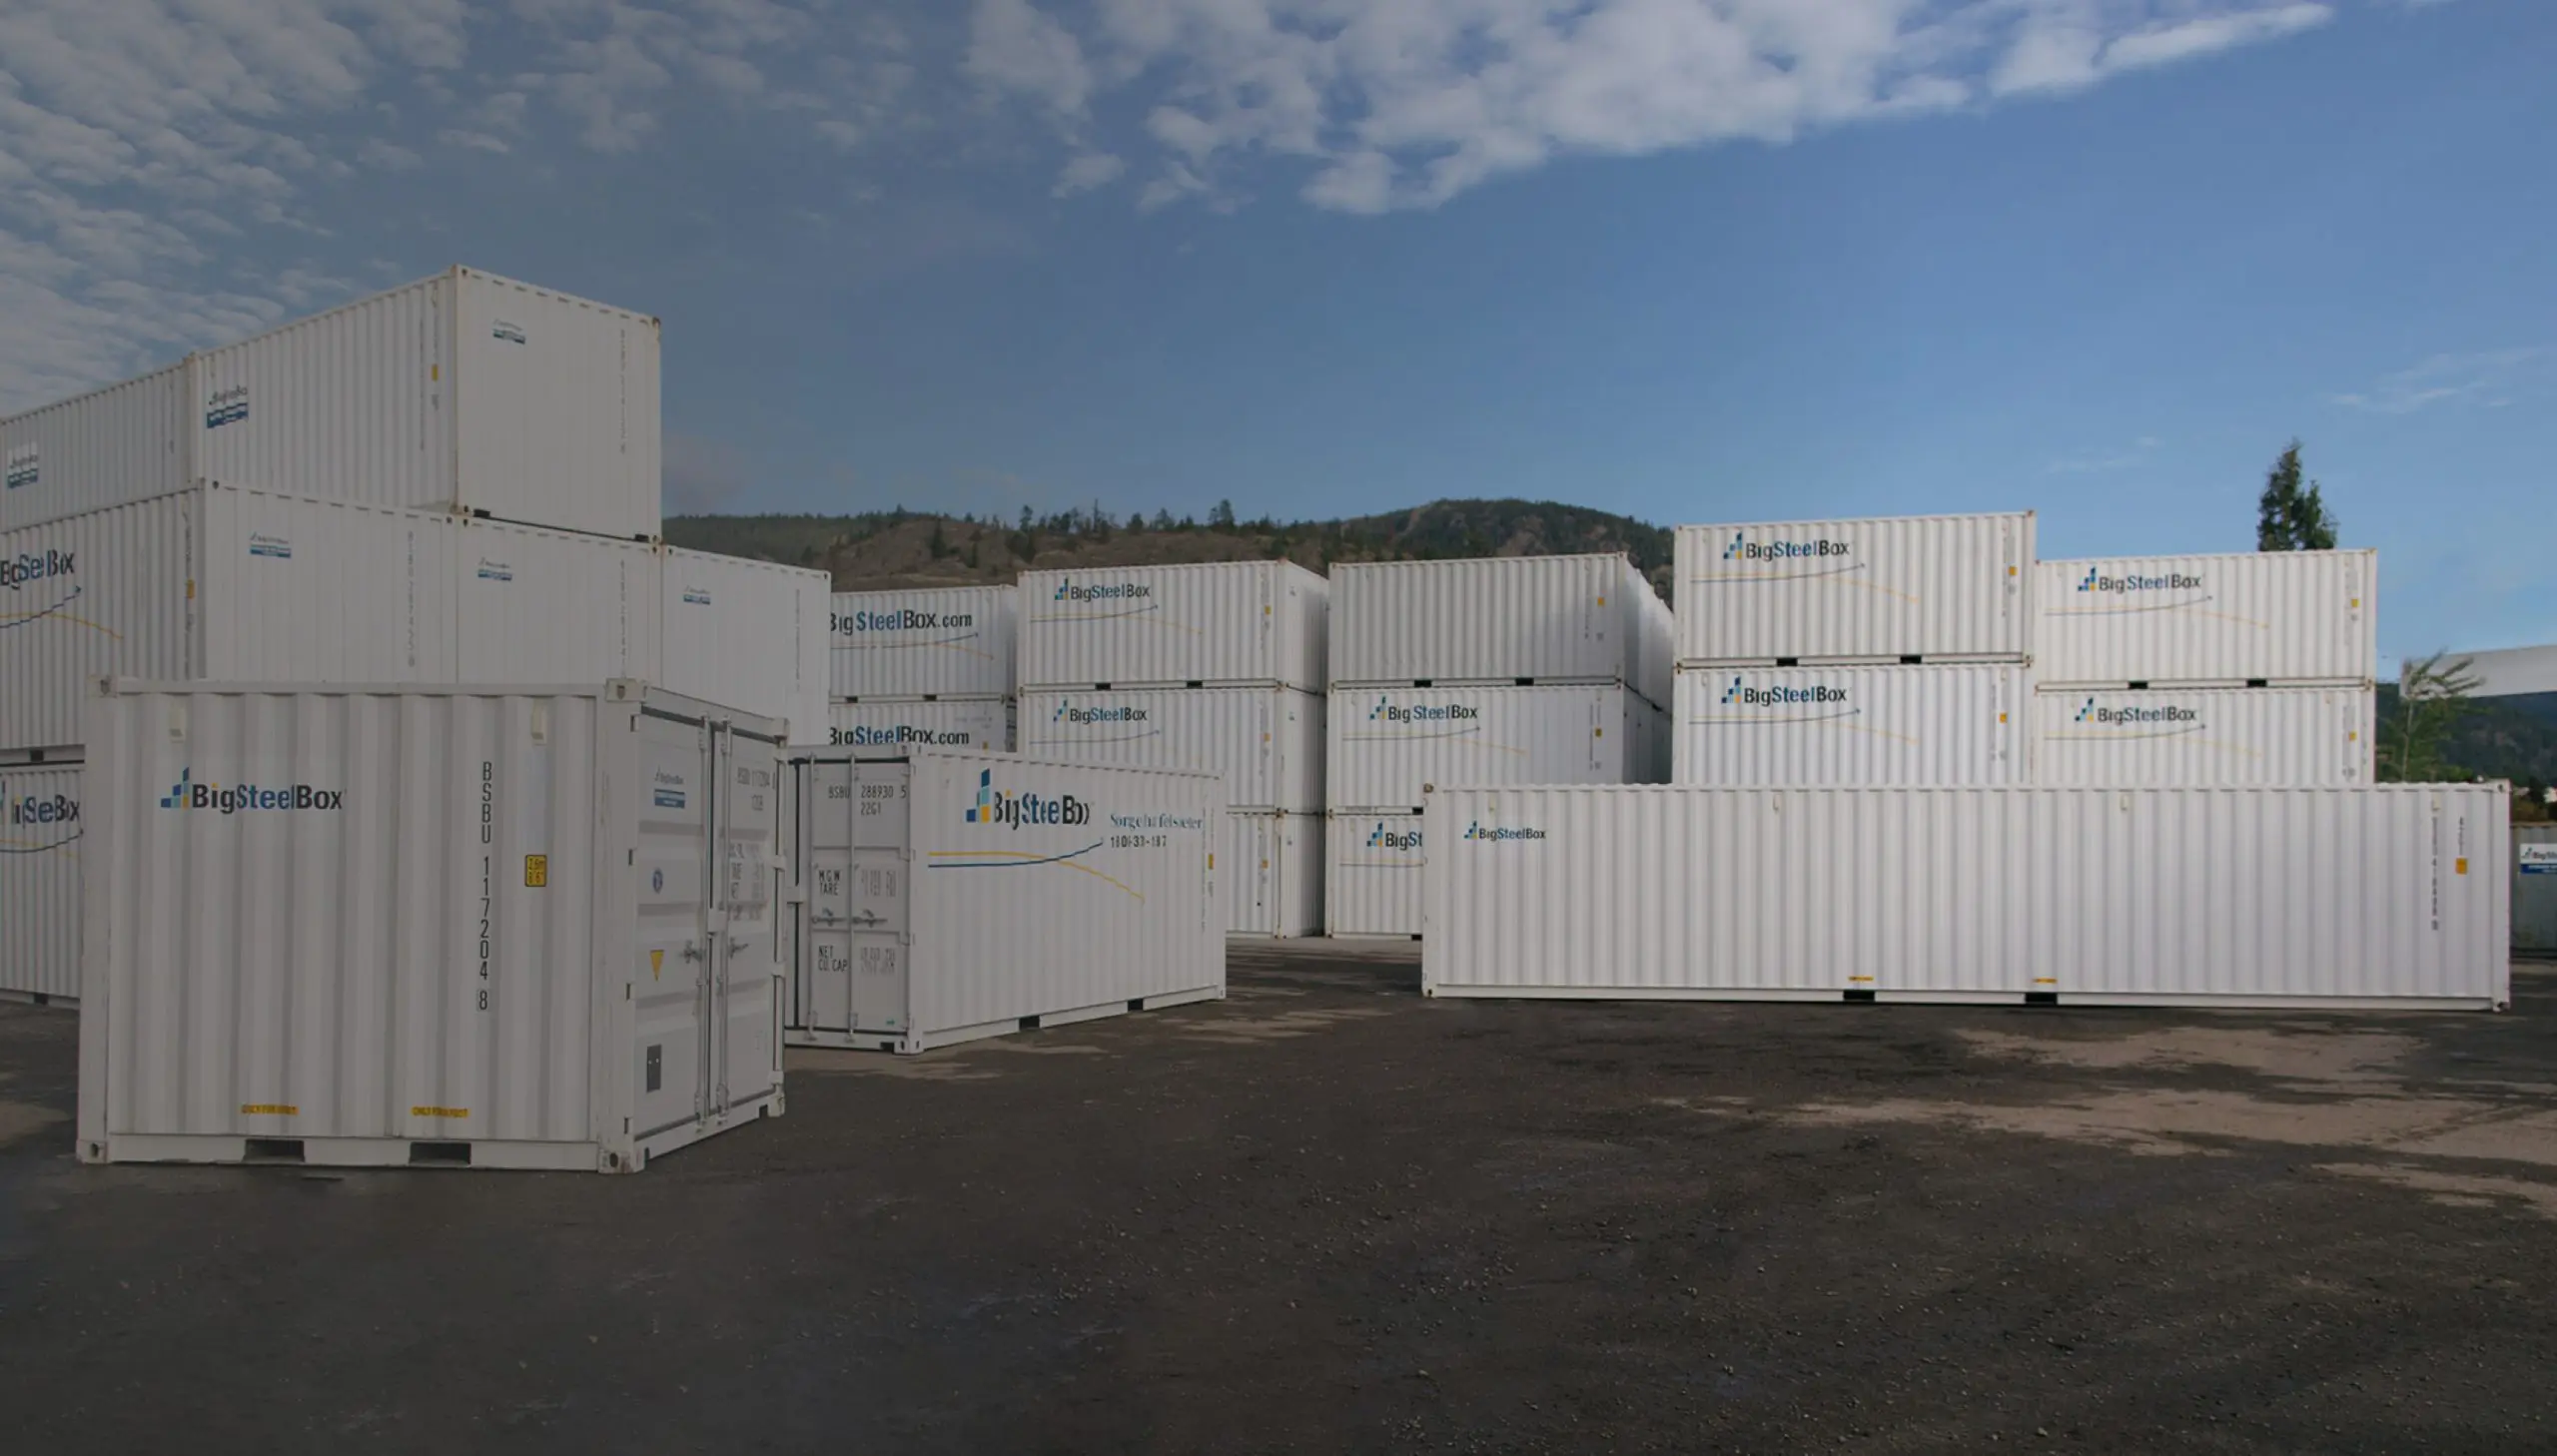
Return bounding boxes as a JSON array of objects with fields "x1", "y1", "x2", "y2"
[
  {"x1": 1670, "y1": 512, "x2": 2036, "y2": 785},
  {"x1": 826, "y1": 585, "x2": 1018, "y2": 753},
  {"x1": 0, "y1": 269, "x2": 830, "y2": 1005},
  {"x1": 1325, "y1": 554, "x2": 1672, "y2": 936},
  {"x1": 1016, "y1": 561, "x2": 1328, "y2": 937},
  {"x1": 2030, "y1": 550, "x2": 2376, "y2": 784}
]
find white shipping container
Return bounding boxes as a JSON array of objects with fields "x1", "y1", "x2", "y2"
[
  {"x1": 1229, "y1": 811, "x2": 1321, "y2": 938},
  {"x1": 2031, "y1": 686, "x2": 2373, "y2": 786},
  {"x1": 2, "y1": 268, "x2": 661, "y2": 539},
  {"x1": 1016, "y1": 560, "x2": 1326, "y2": 691},
  {"x1": 0, "y1": 486, "x2": 458, "y2": 756},
  {"x1": 0, "y1": 762, "x2": 83, "y2": 1003},
  {"x1": 829, "y1": 586, "x2": 1017, "y2": 699},
  {"x1": 1423, "y1": 783, "x2": 2508, "y2": 1008},
  {"x1": 1327, "y1": 683, "x2": 1667, "y2": 813},
  {"x1": 827, "y1": 698, "x2": 1014, "y2": 753},
  {"x1": 780, "y1": 752, "x2": 1223, "y2": 1052},
  {"x1": 454, "y1": 516, "x2": 659, "y2": 687},
  {"x1": 1325, "y1": 813, "x2": 1426, "y2": 938},
  {"x1": 1328, "y1": 554, "x2": 1674, "y2": 707},
  {"x1": 660, "y1": 547, "x2": 830, "y2": 747},
  {"x1": 77, "y1": 681, "x2": 788, "y2": 1171},
  {"x1": 1673, "y1": 511, "x2": 2034, "y2": 664},
  {"x1": 1673, "y1": 664, "x2": 2027, "y2": 786},
  {"x1": 2035, "y1": 550, "x2": 2375, "y2": 686},
  {"x1": 1019, "y1": 685, "x2": 1323, "y2": 813}
]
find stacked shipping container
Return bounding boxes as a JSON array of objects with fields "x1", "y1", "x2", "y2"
[
  {"x1": 1669, "y1": 512, "x2": 2036, "y2": 785},
  {"x1": 1016, "y1": 561, "x2": 1328, "y2": 937},
  {"x1": 826, "y1": 585, "x2": 1017, "y2": 752},
  {"x1": 2031, "y1": 551, "x2": 2376, "y2": 784},
  {"x1": 1325, "y1": 555, "x2": 1671, "y2": 936}
]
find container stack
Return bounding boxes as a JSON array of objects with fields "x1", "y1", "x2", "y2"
[
  {"x1": 2030, "y1": 550, "x2": 2376, "y2": 784},
  {"x1": 825, "y1": 585, "x2": 1018, "y2": 752},
  {"x1": 1669, "y1": 512, "x2": 2036, "y2": 785},
  {"x1": 0, "y1": 268, "x2": 828, "y2": 1006},
  {"x1": 1325, "y1": 554, "x2": 1672, "y2": 937},
  {"x1": 1014, "y1": 561, "x2": 1328, "y2": 938}
]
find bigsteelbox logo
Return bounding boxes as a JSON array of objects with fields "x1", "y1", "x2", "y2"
[
  {"x1": 1366, "y1": 822, "x2": 1422, "y2": 852},
  {"x1": 0, "y1": 547, "x2": 75, "y2": 591},
  {"x1": 963, "y1": 768, "x2": 1090, "y2": 830},
  {"x1": 2076, "y1": 566, "x2": 2203, "y2": 595},
  {"x1": 4, "y1": 444, "x2": 36, "y2": 491},
  {"x1": 831, "y1": 722, "x2": 979, "y2": 748},
  {"x1": 1719, "y1": 677, "x2": 1849, "y2": 708},
  {"x1": 2073, "y1": 697, "x2": 2199, "y2": 728},
  {"x1": 204, "y1": 385, "x2": 250, "y2": 429},
  {"x1": 1366, "y1": 696, "x2": 1480, "y2": 726},
  {"x1": 1723, "y1": 531, "x2": 1851, "y2": 563},
  {"x1": 834, "y1": 605, "x2": 977, "y2": 634},
  {"x1": 157, "y1": 767, "x2": 343, "y2": 814},
  {"x1": 1052, "y1": 701, "x2": 1149, "y2": 726},
  {"x1": 2, "y1": 779, "x2": 80, "y2": 856},
  {"x1": 1051, "y1": 579, "x2": 1153, "y2": 604},
  {"x1": 1461, "y1": 820, "x2": 1546, "y2": 843}
]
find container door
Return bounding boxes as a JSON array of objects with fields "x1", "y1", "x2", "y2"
[
  {"x1": 712, "y1": 724, "x2": 780, "y2": 1114},
  {"x1": 797, "y1": 762, "x2": 855, "y2": 1033},
  {"x1": 632, "y1": 713, "x2": 714, "y2": 1139},
  {"x1": 846, "y1": 762, "x2": 912, "y2": 1034}
]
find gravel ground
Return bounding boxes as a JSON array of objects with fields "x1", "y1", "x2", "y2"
[{"x1": 3, "y1": 946, "x2": 2554, "y2": 1453}]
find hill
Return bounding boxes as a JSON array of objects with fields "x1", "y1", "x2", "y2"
[
  {"x1": 2378, "y1": 684, "x2": 2557, "y2": 800},
  {"x1": 663, "y1": 498, "x2": 1674, "y2": 595}
]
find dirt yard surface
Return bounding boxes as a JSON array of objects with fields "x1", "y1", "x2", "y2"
[{"x1": 4, "y1": 948, "x2": 2556, "y2": 1453}]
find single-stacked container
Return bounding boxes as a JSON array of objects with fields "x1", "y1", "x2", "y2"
[
  {"x1": 1325, "y1": 554, "x2": 1672, "y2": 936},
  {"x1": 1670, "y1": 512, "x2": 2036, "y2": 786},
  {"x1": 0, "y1": 266, "x2": 662, "y2": 540},
  {"x1": 1015, "y1": 561, "x2": 1327, "y2": 937},
  {"x1": 827, "y1": 584, "x2": 1018, "y2": 754},
  {"x1": 2030, "y1": 550, "x2": 2376, "y2": 785}
]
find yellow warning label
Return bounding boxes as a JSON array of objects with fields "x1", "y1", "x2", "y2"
[
  {"x1": 411, "y1": 1105, "x2": 469, "y2": 1119},
  {"x1": 240, "y1": 1103, "x2": 298, "y2": 1116},
  {"x1": 523, "y1": 854, "x2": 547, "y2": 888},
  {"x1": 2456, "y1": 858, "x2": 2469, "y2": 875},
  {"x1": 650, "y1": 948, "x2": 665, "y2": 980}
]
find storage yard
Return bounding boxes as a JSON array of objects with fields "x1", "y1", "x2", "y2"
[{"x1": 3, "y1": 949, "x2": 2555, "y2": 1450}]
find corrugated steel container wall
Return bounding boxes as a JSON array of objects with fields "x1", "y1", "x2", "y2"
[
  {"x1": 1328, "y1": 555, "x2": 1672, "y2": 705},
  {"x1": 0, "y1": 491, "x2": 196, "y2": 755},
  {"x1": 451, "y1": 269, "x2": 662, "y2": 540},
  {"x1": 827, "y1": 697, "x2": 1014, "y2": 752},
  {"x1": 2031, "y1": 686, "x2": 2373, "y2": 786},
  {"x1": 191, "y1": 273, "x2": 454, "y2": 514},
  {"x1": 0, "y1": 364, "x2": 190, "y2": 531},
  {"x1": 1672, "y1": 664, "x2": 2028, "y2": 786},
  {"x1": 1016, "y1": 560, "x2": 1327, "y2": 691},
  {"x1": 1325, "y1": 812, "x2": 1425, "y2": 937},
  {"x1": 454, "y1": 518, "x2": 659, "y2": 685},
  {"x1": 0, "y1": 763, "x2": 84, "y2": 1001},
  {"x1": 1327, "y1": 683, "x2": 1666, "y2": 813},
  {"x1": 785, "y1": 752, "x2": 1223, "y2": 1049},
  {"x1": 1229, "y1": 811, "x2": 1321, "y2": 938},
  {"x1": 78, "y1": 682, "x2": 786, "y2": 1169},
  {"x1": 1423, "y1": 784, "x2": 2508, "y2": 1007},
  {"x1": 2514, "y1": 826, "x2": 2557, "y2": 954},
  {"x1": 659, "y1": 547, "x2": 830, "y2": 745},
  {"x1": 2035, "y1": 550, "x2": 2376, "y2": 686},
  {"x1": 1673, "y1": 511, "x2": 2034, "y2": 663},
  {"x1": 1019, "y1": 685, "x2": 1323, "y2": 813},
  {"x1": 198, "y1": 486, "x2": 459, "y2": 688},
  {"x1": 829, "y1": 585, "x2": 1017, "y2": 699}
]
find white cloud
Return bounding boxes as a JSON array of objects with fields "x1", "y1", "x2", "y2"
[
  {"x1": 971, "y1": 0, "x2": 2353, "y2": 213},
  {"x1": 1053, "y1": 151, "x2": 1128, "y2": 196},
  {"x1": 2333, "y1": 349, "x2": 2548, "y2": 416}
]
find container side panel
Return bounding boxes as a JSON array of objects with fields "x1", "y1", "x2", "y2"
[
  {"x1": 453, "y1": 272, "x2": 662, "y2": 539},
  {"x1": 0, "y1": 365, "x2": 189, "y2": 532},
  {"x1": 0, "y1": 764, "x2": 84, "y2": 998},
  {"x1": 192, "y1": 276, "x2": 452, "y2": 512},
  {"x1": 826, "y1": 697, "x2": 1012, "y2": 753},
  {"x1": 1225, "y1": 811, "x2": 1320, "y2": 937},
  {"x1": 1327, "y1": 683, "x2": 1653, "y2": 811},
  {"x1": 1017, "y1": 561, "x2": 1320, "y2": 690},
  {"x1": 455, "y1": 520, "x2": 660, "y2": 685},
  {"x1": 659, "y1": 548, "x2": 830, "y2": 738},
  {"x1": 1673, "y1": 512, "x2": 2033, "y2": 662},
  {"x1": 199, "y1": 488, "x2": 460, "y2": 687},
  {"x1": 0, "y1": 492, "x2": 195, "y2": 754},
  {"x1": 1328, "y1": 555, "x2": 1661, "y2": 688},
  {"x1": 1326, "y1": 813, "x2": 1425, "y2": 936},
  {"x1": 2029, "y1": 686, "x2": 2373, "y2": 786},
  {"x1": 1020, "y1": 686, "x2": 1322, "y2": 812},
  {"x1": 2035, "y1": 551, "x2": 2375, "y2": 685},
  {"x1": 829, "y1": 586, "x2": 1017, "y2": 699},
  {"x1": 1672, "y1": 665, "x2": 2026, "y2": 785}
]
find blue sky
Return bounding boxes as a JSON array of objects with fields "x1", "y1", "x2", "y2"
[{"x1": 1, "y1": 0, "x2": 2549, "y2": 666}]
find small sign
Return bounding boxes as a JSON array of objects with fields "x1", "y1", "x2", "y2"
[
  {"x1": 523, "y1": 854, "x2": 547, "y2": 888},
  {"x1": 650, "y1": 948, "x2": 664, "y2": 980},
  {"x1": 239, "y1": 1102, "x2": 298, "y2": 1116},
  {"x1": 2521, "y1": 845, "x2": 2557, "y2": 876},
  {"x1": 410, "y1": 1105, "x2": 469, "y2": 1119}
]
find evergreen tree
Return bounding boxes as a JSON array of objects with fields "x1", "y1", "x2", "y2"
[{"x1": 2257, "y1": 440, "x2": 2339, "y2": 550}]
